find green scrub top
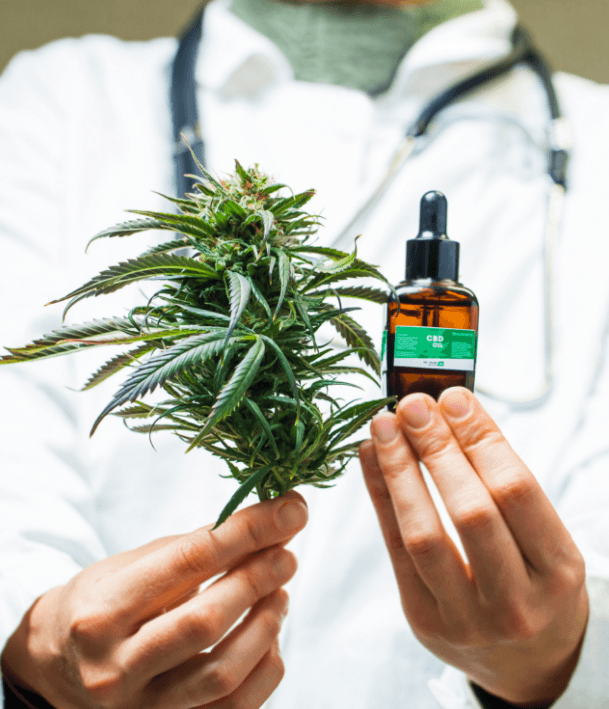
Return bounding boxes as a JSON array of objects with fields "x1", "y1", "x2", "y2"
[{"x1": 230, "y1": 0, "x2": 484, "y2": 94}]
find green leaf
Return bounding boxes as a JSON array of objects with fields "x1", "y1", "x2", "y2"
[
  {"x1": 292, "y1": 418, "x2": 305, "y2": 474},
  {"x1": 316, "y1": 365, "x2": 379, "y2": 387},
  {"x1": 86, "y1": 218, "x2": 170, "y2": 251},
  {"x1": 293, "y1": 292, "x2": 315, "y2": 342},
  {"x1": 246, "y1": 276, "x2": 273, "y2": 324},
  {"x1": 315, "y1": 237, "x2": 359, "y2": 273},
  {"x1": 153, "y1": 297, "x2": 236, "y2": 326},
  {"x1": 329, "y1": 313, "x2": 380, "y2": 375},
  {"x1": 186, "y1": 337, "x2": 266, "y2": 452},
  {"x1": 260, "y1": 210, "x2": 274, "y2": 243},
  {"x1": 303, "y1": 348, "x2": 353, "y2": 369},
  {"x1": 234, "y1": 159, "x2": 250, "y2": 184},
  {"x1": 259, "y1": 183, "x2": 286, "y2": 195},
  {"x1": 51, "y1": 254, "x2": 221, "y2": 315},
  {"x1": 291, "y1": 245, "x2": 349, "y2": 259},
  {"x1": 244, "y1": 398, "x2": 280, "y2": 458},
  {"x1": 326, "y1": 441, "x2": 364, "y2": 458},
  {"x1": 180, "y1": 139, "x2": 221, "y2": 189},
  {"x1": 127, "y1": 422, "x2": 192, "y2": 435},
  {"x1": 290, "y1": 190, "x2": 316, "y2": 210},
  {"x1": 91, "y1": 331, "x2": 240, "y2": 435},
  {"x1": 259, "y1": 335, "x2": 299, "y2": 402},
  {"x1": 271, "y1": 190, "x2": 315, "y2": 215},
  {"x1": 243, "y1": 210, "x2": 275, "y2": 251},
  {"x1": 329, "y1": 397, "x2": 394, "y2": 447},
  {"x1": 308, "y1": 306, "x2": 361, "y2": 329},
  {"x1": 314, "y1": 286, "x2": 389, "y2": 304},
  {"x1": 151, "y1": 190, "x2": 201, "y2": 213},
  {"x1": 127, "y1": 209, "x2": 217, "y2": 239},
  {"x1": 312, "y1": 391, "x2": 341, "y2": 406},
  {"x1": 331, "y1": 398, "x2": 387, "y2": 424},
  {"x1": 3, "y1": 318, "x2": 140, "y2": 362},
  {"x1": 304, "y1": 379, "x2": 363, "y2": 395},
  {"x1": 213, "y1": 463, "x2": 273, "y2": 528},
  {"x1": 5, "y1": 322, "x2": 213, "y2": 364},
  {"x1": 302, "y1": 263, "x2": 389, "y2": 292},
  {"x1": 112, "y1": 402, "x2": 157, "y2": 419},
  {"x1": 274, "y1": 250, "x2": 290, "y2": 317},
  {"x1": 141, "y1": 239, "x2": 192, "y2": 256},
  {"x1": 188, "y1": 177, "x2": 216, "y2": 197},
  {"x1": 223, "y1": 200, "x2": 247, "y2": 219},
  {"x1": 81, "y1": 343, "x2": 155, "y2": 391},
  {"x1": 225, "y1": 271, "x2": 252, "y2": 342}
]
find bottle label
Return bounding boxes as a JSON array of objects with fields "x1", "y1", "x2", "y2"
[{"x1": 393, "y1": 326, "x2": 476, "y2": 372}]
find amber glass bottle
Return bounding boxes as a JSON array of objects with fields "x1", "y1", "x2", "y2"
[{"x1": 383, "y1": 192, "x2": 479, "y2": 405}]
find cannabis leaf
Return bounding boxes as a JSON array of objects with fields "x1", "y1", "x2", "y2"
[{"x1": 2, "y1": 160, "x2": 395, "y2": 525}]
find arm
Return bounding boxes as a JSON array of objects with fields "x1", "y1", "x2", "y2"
[
  {"x1": 0, "y1": 42, "x2": 111, "y2": 705},
  {"x1": 1, "y1": 493, "x2": 308, "y2": 708}
]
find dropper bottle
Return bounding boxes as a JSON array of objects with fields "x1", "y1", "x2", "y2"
[{"x1": 383, "y1": 191, "x2": 479, "y2": 404}]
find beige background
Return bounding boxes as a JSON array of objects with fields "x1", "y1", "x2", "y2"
[{"x1": 1, "y1": 0, "x2": 608, "y2": 83}]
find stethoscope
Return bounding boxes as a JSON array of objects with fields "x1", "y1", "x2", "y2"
[{"x1": 170, "y1": 4, "x2": 571, "y2": 410}]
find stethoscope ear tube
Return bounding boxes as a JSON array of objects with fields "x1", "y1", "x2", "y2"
[
  {"x1": 409, "y1": 25, "x2": 533, "y2": 138},
  {"x1": 171, "y1": 4, "x2": 207, "y2": 200}
]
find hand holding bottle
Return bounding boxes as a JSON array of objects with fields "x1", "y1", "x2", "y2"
[
  {"x1": 1, "y1": 492, "x2": 308, "y2": 709},
  {"x1": 361, "y1": 388, "x2": 588, "y2": 707}
]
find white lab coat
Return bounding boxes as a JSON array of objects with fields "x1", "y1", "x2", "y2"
[{"x1": 1, "y1": 0, "x2": 609, "y2": 706}]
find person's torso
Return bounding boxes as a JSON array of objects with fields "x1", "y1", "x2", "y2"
[{"x1": 3, "y1": 4, "x2": 609, "y2": 704}]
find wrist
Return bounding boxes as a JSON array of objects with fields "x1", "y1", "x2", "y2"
[
  {"x1": 3, "y1": 673, "x2": 56, "y2": 709},
  {"x1": 471, "y1": 586, "x2": 589, "y2": 707}
]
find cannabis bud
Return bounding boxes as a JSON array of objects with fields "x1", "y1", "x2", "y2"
[{"x1": 1, "y1": 160, "x2": 393, "y2": 525}]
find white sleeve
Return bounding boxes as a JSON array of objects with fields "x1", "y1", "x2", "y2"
[
  {"x1": 0, "y1": 44, "x2": 109, "y2": 702},
  {"x1": 545, "y1": 306, "x2": 609, "y2": 707}
]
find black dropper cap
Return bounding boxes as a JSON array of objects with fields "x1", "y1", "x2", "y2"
[{"x1": 406, "y1": 191, "x2": 459, "y2": 281}]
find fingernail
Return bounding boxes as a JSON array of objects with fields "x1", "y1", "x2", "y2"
[
  {"x1": 402, "y1": 398, "x2": 431, "y2": 429},
  {"x1": 277, "y1": 500, "x2": 308, "y2": 531},
  {"x1": 441, "y1": 388, "x2": 472, "y2": 419},
  {"x1": 371, "y1": 414, "x2": 399, "y2": 444}
]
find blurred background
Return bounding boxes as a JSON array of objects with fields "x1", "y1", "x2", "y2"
[{"x1": 1, "y1": 0, "x2": 608, "y2": 83}]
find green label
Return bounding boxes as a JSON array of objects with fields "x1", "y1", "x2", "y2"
[{"x1": 394, "y1": 326, "x2": 476, "y2": 372}]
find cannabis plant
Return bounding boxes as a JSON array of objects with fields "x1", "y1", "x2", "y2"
[{"x1": 1, "y1": 160, "x2": 393, "y2": 525}]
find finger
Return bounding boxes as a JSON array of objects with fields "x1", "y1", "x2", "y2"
[
  {"x1": 438, "y1": 387, "x2": 579, "y2": 574},
  {"x1": 93, "y1": 535, "x2": 185, "y2": 575},
  {"x1": 396, "y1": 393, "x2": 529, "y2": 598},
  {"x1": 143, "y1": 590, "x2": 288, "y2": 708},
  {"x1": 158, "y1": 584, "x2": 202, "y2": 617},
  {"x1": 134, "y1": 585, "x2": 205, "y2": 629},
  {"x1": 359, "y1": 440, "x2": 438, "y2": 624},
  {"x1": 368, "y1": 415, "x2": 473, "y2": 608},
  {"x1": 120, "y1": 545, "x2": 296, "y2": 684},
  {"x1": 206, "y1": 640, "x2": 285, "y2": 709},
  {"x1": 111, "y1": 490, "x2": 307, "y2": 629}
]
